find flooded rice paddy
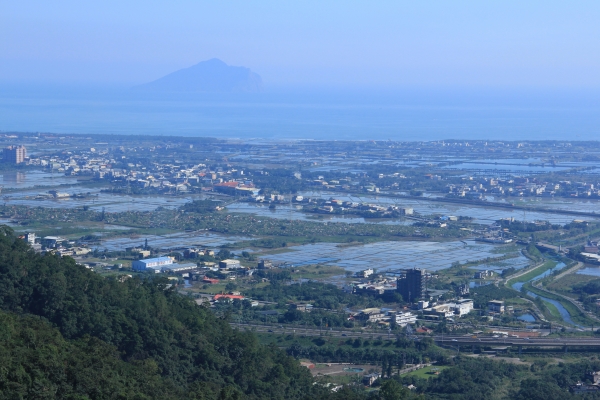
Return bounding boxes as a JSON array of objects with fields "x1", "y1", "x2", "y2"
[
  {"x1": 262, "y1": 240, "x2": 525, "y2": 273},
  {"x1": 3, "y1": 169, "x2": 599, "y2": 227},
  {"x1": 226, "y1": 202, "x2": 413, "y2": 225},
  {"x1": 97, "y1": 231, "x2": 252, "y2": 252},
  {"x1": 577, "y1": 266, "x2": 600, "y2": 277},
  {"x1": 4, "y1": 187, "x2": 192, "y2": 212},
  {"x1": 0, "y1": 170, "x2": 81, "y2": 189},
  {"x1": 298, "y1": 191, "x2": 594, "y2": 224}
]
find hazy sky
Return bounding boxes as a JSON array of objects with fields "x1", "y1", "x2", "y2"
[{"x1": 2, "y1": 1, "x2": 600, "y2": 88}]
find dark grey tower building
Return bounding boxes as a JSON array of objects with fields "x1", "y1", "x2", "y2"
[{"x1": 397, "y1": 268, "x2": 427, "y2": 302}]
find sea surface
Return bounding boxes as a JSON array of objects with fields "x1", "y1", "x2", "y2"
[{"x1": 1, "y1": 84, "x2": 600, "y2": 141}]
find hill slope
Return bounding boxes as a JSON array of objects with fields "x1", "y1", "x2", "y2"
[
  {"x1": 135, "y1": 58, "x2": 262, "y2": 92},
  {"x1": 0, "y1": 226, "x2": 320, "y2": 399}
]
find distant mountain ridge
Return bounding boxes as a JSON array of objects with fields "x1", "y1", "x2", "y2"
[{"x1": 134, "y1": 58, "x2": 262, "y2": 92}]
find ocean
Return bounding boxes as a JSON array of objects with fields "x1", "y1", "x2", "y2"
[{"x1": 1, "y1": 84, "x2": 599, "y2": 141}]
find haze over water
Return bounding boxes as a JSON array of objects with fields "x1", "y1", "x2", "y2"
[
  {"x1": 1, "y1": 85, "x2": 600, "y2": 141},
  {"x1": 3, "y1": 2, "x2": 600, "y2": 141}
]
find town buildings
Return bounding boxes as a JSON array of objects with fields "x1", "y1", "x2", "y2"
[{"x1": 3, "y1": 145, "x2": 26, "y2": 164}]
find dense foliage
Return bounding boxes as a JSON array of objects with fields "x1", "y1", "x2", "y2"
[
  {"x1": 394, "y1": 356, "x2": 600, "y2": 400},
  {"x1": 247, "y1": 281, "x2": 357, "y2": 307},
  {"x1": 0, "y1": 310, "x2": 180, "y2": 399},
  {"x1": 286, "y1": 336, "x2": 443, "y2": 365},
  {"x1": 574, "y1": 278, "x2": 600, "y2": 296},
  {"x1": 0, "y1": 226, "x2": 322, "y2": 399},
  {"x1": 470, "y1": 284, "x2": 518, "y2": 309},
  {"x1": 181, "y1": 199, "x2": 223, "y2": 214}
]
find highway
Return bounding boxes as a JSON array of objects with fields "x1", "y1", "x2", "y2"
[
  {"x1": 435, "y1": 335, "x2": 600, "y2": 348},
  {"x1": 231, "y1": 323, "x2": 600, "y2": 349},
  {"x1": 231, "y1": 323, "x2": 394, "y2": 339}
]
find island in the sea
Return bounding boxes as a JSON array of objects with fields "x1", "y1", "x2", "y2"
[{"x1": 134, "y1": 58, "x2": 262, "y2": 92}]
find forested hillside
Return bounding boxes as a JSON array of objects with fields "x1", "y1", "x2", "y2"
[{"x1": 0, "y1": 226, "x2": 321, "y2": 399}]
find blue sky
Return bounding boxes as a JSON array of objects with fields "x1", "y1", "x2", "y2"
[{"x1": 2, "y1": 1, "x2": 600, "y2": 88}]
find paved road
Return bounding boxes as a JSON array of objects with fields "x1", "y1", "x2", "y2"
[
  {"x1": 232, "y1": 324, "x2": 600, "y2": 348},
  {"x1": 502, "y1": 257, "x2": 545, "y2": 285},
  {"x1": 231, "y1": 323, "x2": 394, "y2": 339},
  {"x1": 554, "y1": 262, "x2": 583, "y2": 280},
  {"x1": 435, "y1": 335, "x2": 600, "y2": 347}
]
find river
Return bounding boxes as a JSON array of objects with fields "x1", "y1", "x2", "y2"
[{"x1": 511, "y1": 262, "x2": 585, "y2": 327}]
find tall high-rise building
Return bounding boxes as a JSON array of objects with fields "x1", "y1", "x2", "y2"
[
  {"x1": 3, "y1": 145, "x2": 27, "y2": 164},
  {"x1": 397, "y1": 268, "x2": 428, "y2": 302}
]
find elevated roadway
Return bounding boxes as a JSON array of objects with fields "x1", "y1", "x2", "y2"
[
  {"x1": 231, "y1": 324, "x2": 600, "y2": 351},
  {"x1": 435, "y1": 335, "x2": 600, "y2": 353},
  {"x1": 231, "y1": 323, "x2": 393, "y2": 339}
]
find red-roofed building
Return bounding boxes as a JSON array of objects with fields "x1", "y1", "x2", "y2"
[
  {"x1": 416, "y1": 327, "x2": 434, "y2": 334},
  {"x1": 214, "y1": 181, "x2": 241, "y2": 195},
  {"x1": 215, "y1": 181, "x2": 240, "y2": 188},
  {"x1": 213, "y1": 181, "x2": 259, "y2": 196},
  {"x1": 202, "y1": 276, "x2": 220, "y2": 284}
]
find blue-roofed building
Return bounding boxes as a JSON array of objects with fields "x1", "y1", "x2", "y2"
[{"x1": 132, "y1": 257, "x2": 173, "y2": 272}]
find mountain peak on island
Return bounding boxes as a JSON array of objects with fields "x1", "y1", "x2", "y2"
[{"x1": 134, "y1": 58, "x2": 262, "y2": 92}]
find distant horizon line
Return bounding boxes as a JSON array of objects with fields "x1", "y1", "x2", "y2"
[
  {"x1": 2, "y1": 130, "x2": 600, "y2": 143},
  {"x1": 1, "y1": 81, "x2": 599, "y2": 92}
]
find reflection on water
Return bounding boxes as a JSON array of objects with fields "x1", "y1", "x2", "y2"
[
  {"x1": 98, "y1": 231, "x2": 251, "y2": 252},
  {"x1": 1, "y1": 172, "x2": 26, "y2": 185},
  {"x1": 5, "y1": 188, "x2": 192, "y2": 213},
  {"x1": 442, "y1": 162, "x2": 571, "y2": 173},
  {"x1": 525, "y1": 290, "x2": 583, "y2": 328},
  {"x1": 0, "y1": 170, "x2": 79, "y2": 189},
  {"x1": 517, "y1": 313, "x2": 536, "y2": 322},
  {"x1": 510, "y1": 262, "x2": 584, "y2": 327},
  {"x1": 297, "y1": 190, "x2": 589, "y2": 224},
  {"x1": 2, "y1": 173, "x2": 598, "y2": 227},
  {"x1": 227, "y1": 202, "x2": 413, "y2": 225},
  {"x1": 577, "y1": 267, "x2": 600, "y2": 277},
  {"x1": 469, "y1": 281, "x2": 492, "y2": 288},
  {"x1": 263, "y1": 240, "x2": 523, "y2": 273},
  {"x1": 511, "y1": 263, "x2": 565, "y2": 292}
]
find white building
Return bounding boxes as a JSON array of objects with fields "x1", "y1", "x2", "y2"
[
  {"x1": 394, "y1": 311, "x2": 417, "y2": 326},
  {"x1": 357, "y1": 308, "x2": 386, "y2": 322},
  {"x1": 359, "y1": 268, "x2": 374, "y2": 278},
  {"x1": 488, "y1": 300, "x2": 505, "y2": 313},
  {"x1": 23, "y1": 232, "x2": 36, "y2": 245},
  {"x1": 219, "y1": 259, "x2": 241, "y2": 269},
  {"x1": 162, "y1": 263, "x2": 198, "y2": 273},
  {"x1": 448, "y1": 299, "x2": 474, "y2": 316},
  {"x1": 132, "y1": 257, "x2": 173, "y2": 272},
  {"x1": 429, "y1": 304, "x2": 456, "y2": 318}
]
